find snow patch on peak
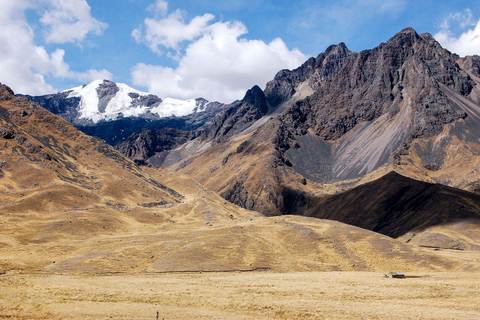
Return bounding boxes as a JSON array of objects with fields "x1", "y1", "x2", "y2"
[{"x1": 151, "y1": 98, "x2": 198, "y2": 118}]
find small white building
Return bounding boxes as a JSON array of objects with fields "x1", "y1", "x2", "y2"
[{"x1": 385, "y1": 272, "x2": 405, "y2": 278}]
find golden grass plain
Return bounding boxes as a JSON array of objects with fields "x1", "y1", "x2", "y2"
[{"x1": 1, "y1": 271, "x2": 480, "y2": 319}]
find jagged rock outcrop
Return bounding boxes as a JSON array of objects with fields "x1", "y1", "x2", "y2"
[
  {"x1": 128, "y1": 92, "x2": 162, "y2": 109},
  {"x1": 459, "y1": 55, "x2": 480, "y2": 78},
  {"x1": 116, "y1": 128, "x2": 193, "y2": 165},
  {"x1": 276, "y1": 28, "x2": 472, "y2": 141},
  {"x1": 96, "y1": 80, "x2": 120, "y2": 113},
  {"x1": 200, "y1": 85, "x2": 268, "y2": 142},
  {"x1": 265, "y1": 42, "x2": 354, "y2": 109}
]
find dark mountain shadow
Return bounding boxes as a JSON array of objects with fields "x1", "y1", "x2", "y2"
[{"x1": 296, "y1": 171, "x2": 480, "y2": 238}]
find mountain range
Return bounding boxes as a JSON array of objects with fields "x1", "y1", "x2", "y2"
[
  {"x1": 22, "y1": 79, "x2": 224, "y2": 145},
  {"x1": 104, "y1": 28, "x2": 480, "y2": 219},
  {"x1": 2, "y1": 27, "x2": 480, "y2": 275}
]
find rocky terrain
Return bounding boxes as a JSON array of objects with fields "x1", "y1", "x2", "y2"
[
  {"x1": 114, "y1": 28, "x2": 480, "y2": 219},
  {"x1": 116, "y1": 127, "x2": 194, "y2": 166}
]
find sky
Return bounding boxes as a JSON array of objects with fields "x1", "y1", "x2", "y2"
[{"x1": 0, "y1": 0, "x2": 479, "y2": 103}]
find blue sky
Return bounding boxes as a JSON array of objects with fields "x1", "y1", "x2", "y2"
[{"x1": 0, "y1": 0, "x2": 479, "y2": 102}]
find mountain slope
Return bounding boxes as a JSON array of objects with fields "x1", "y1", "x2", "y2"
[
  {"x1": 303, "y1": 172, "x2": 480, "y2": 240},
  {"x1": 0, "y1": 82, "x2": 183, "y2": 223},
  {"x1": 132, "y1": 27, "x2": 480, "y2": 218}
]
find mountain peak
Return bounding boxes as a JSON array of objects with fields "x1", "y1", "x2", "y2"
[
  {"x1": 242, "y1": 85, "x2": 268, "y2": 114},
  {"x1": 398, "y1": 27, "x2": 418, "y2": 35},
  {"x1": 386, "y1": 27, "x2": 421, "y2": 47},
  {"x1": 0, "y1": 83, "x2": 15, "y2": 99}
]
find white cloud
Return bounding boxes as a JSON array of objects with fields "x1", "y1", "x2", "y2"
[
  {"x1": 435, "y1": 10, "x2": 480, "y2": 57},
  {"x1": 133, "y1": 9, "x2": 214, "y2": 55},
  {"x1": 0, "y1": 0, "x2": 111, "y2": 95},
  {"x1": 148, "y1": 0, "x2": 168, "y2": 17},
  {"x1": 438, "y1": 9, "x2": 475, "y2": 30},
  {"x1": 132, "y1": 3, "x2": 307, "y2": 102},
  {"x1": 39, "y1": 0, "x2": 108, "y2": 44}
]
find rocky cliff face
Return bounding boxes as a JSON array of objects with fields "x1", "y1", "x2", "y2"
[
  {"x1": 276, "y1": 28, "x2": 472, "y2": 141},
  {"x1": 459, "y1": 55, "x2": 480, "y2": 78},
  {"x1": 200, "y1": 85, "x2": 268, "y2": 143},
  {"x1": 115, "y1": 128, "x2": 193, "y2": 165},
  {"x1": 268, "y1": 28, "x2": 476, "y2": 182},
  {"x1": 265, "y1": 42, "x2": 355, "y2": 109}
]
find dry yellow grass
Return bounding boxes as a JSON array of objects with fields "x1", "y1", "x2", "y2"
[{"x1": 1, "y1": 271, "x2": 480, "y2": 319}]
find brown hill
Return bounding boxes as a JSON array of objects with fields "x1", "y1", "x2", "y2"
[
  {"x1": 303, "y1": 171, "x2": 480, "y2": 240},
  {"x1": 0, "y1": 83, "x2": 182, "y2": 215}
]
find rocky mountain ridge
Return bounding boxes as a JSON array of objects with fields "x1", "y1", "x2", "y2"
[
  {"x1": 125, "y1": 27, "x2": 480, "y2": 218},
  {"x1": 22, "y1": 80, "x2": 224, "y2": 144}
]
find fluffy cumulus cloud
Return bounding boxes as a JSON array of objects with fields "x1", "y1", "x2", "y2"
[
  {"x1": 435, "y1": 9, "x2": 480, "y2": 57},
  {"x1": 0, "y1": 0, "x2": 111, "y2": 95},
  {"x1": 39, "y1": 0, "x2": 108, "y2": 44},
  {"x1": 132, "y1": 1, "x2": 307, "y2": 102},
  {"x1": 132, "y1": 10, "x2": 214, "y2": 55}
]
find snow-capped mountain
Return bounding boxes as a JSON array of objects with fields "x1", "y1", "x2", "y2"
[
  {"x1": 22, "y1": 80, "x2": 224, "y2": 145},
  {"x1": 64, "y1": 79, "x2": 211, "y2": 123}
]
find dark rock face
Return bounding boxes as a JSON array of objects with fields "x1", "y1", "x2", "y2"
[
  {"x1": 201, "y1": 85, "x2": 268, "y2": 142},
  {"x1": 265, "y1": 42, "x2": 354, "y2": 109},
  {"x1": 116, "y1": 128, "x2": 192, "y2": 164},
  {"x1": 276, "y1": 28, "x2": 473, "y2": 141},
  {"x1": 459, "y1": 55, "x2": 480, "y2": 78},
  {"x1": 220, "y1": 181, "x2": 251, "y2": 209},
  {"x1": 20, "y1": 92, "x2": 81, "y2": 124},
  {"x1": 129, "y1": 92, "x2": 162, "y2": 108},
  {"x1": 0, "y1": 127, "x2": 15, "y2": 139},
  {"x1": 0, "y1": 84, "x2": 15, "y2": 100},
  {"x1": 96, "y1": 80, "x2": 119, "y2": 113}
]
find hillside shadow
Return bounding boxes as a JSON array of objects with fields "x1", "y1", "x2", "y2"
[{"x1": 287, "y1": 171, "x2": 480, "y2": 238}]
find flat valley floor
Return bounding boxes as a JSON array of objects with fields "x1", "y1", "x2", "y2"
[{"x1": 1, "y1": 271, "x2": 480, "y2": 319}]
